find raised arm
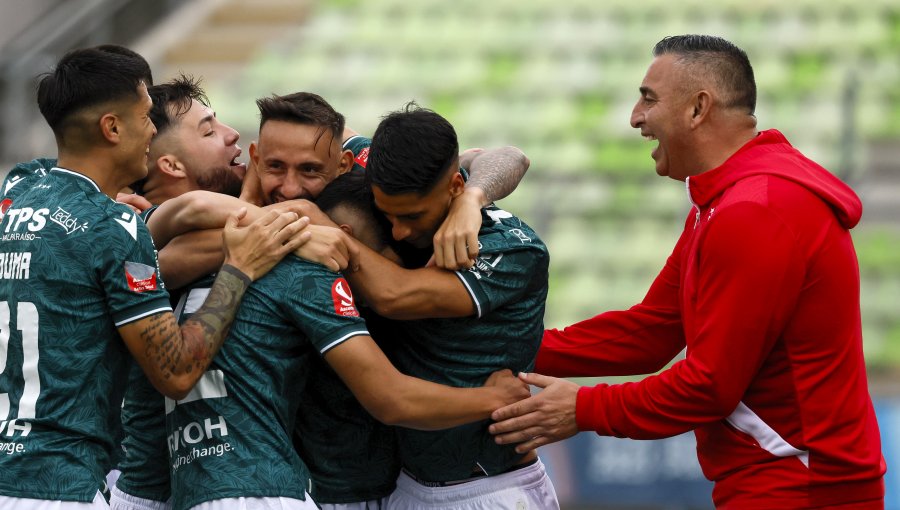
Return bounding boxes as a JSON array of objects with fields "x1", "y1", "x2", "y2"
[
  {"x1": 325, "y1": 334, "x2": 529, "y2": 430},
  {"x1": 433, "y1": 146, "x2": 529, "y2": 269},
  {"x1": 461, "y1": 146, "x2": 529, "y2": 204},
  {"x1": 118, "y1": 210, "x2": 307, "y2": 400}
]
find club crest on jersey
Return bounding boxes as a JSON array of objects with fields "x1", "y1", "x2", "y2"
[
  {"x1": 354, "y1": 147, "x2": 369, "y2": 169},
  {"x1": 331, "y1": 278, "x2": 359, "y2": 317},
  {"x1": 124, "y1": 261, "x2": 158, "y2": 293}
]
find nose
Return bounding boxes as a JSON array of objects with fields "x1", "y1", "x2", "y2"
[
  {"x1": 630, "y1": 101, "x2": 643, "y2": 129},
  {"x1": 224, "y1": 123, "x2": 240, "y2": 146},
  {"x1": 391, "y1": 222, "x2": 411, "y2": 242},
  {"x1": 280, "y1": 171, "x2": 305, "y2": 201}
]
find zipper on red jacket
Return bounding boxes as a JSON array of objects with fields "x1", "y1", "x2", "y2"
[{"x1": 685, "y1": 176, "x2": 701, "y2": 229}]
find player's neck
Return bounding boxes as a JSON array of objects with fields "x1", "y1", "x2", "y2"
[{"x1": 56, "y1": 151, "x2": 126, "y2": 199}]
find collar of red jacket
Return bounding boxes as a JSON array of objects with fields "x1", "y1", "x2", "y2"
[{"x1": 686, "y1": 129, "x2": 863, "y2": 229}]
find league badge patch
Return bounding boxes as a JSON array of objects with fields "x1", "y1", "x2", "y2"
[
  {"x1": 331, "y1": 278, "x2": 360, "y2": 317},
  {"x1": 124, "y1": 261, "x2": 158, "y2": 293},
  {"x1": 354, "y1": 147, "x2": 369, "y2": 169}
]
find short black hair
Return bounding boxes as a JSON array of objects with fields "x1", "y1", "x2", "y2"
[
  {"x1": 367, "y1": 102, "x2": 459, "y2": 196},
  {"x1": 36, "y1": 45, "x2": 151, "y2": 135},
  {"x1": 316, "y1": 169, "x2": 393, "y2": 251},
  {"x1": 256, "y1": 92, "x2": 344, "y2": 149},
  {"x1": 148, "y1": 74, "x2": 209, "y2": 136},
  {"x1": 95, "y1": 44, "x2": 153, "y2": 86},
  {"x1": 653, "y1": 34, "x2": 757, "y2": 114}
]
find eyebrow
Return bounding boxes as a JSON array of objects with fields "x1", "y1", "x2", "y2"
[
  {"x1": 197, "y1": 114, "x2": 214, "y2": 129},
  {"x1": 639, "y1": 86, "x2": 653, "y2": 96}
]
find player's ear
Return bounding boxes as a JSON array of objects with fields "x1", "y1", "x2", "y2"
[
  {"x1": 448, "y1": 169, "x2": 466, "y2": 199},
  {"x1": 339, "y1": 223, "x2": 354, "y2": 237},
  {"x1": 249, "y1": 141, "x2": 259, "y2": 166},
  {"x1": 336, "y1": 149, "x2": 354, "y2": 177},
  {"x1": 156, "y1": 154, "x2": 187, "y2": 179},
  {"x1": 100, "y1": 113, "x2": 120, "y2": 143}
]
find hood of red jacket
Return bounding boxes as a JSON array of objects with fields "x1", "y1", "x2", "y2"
[{"x1": 686, "y1": 129, "x2": 862, "y2": 229}]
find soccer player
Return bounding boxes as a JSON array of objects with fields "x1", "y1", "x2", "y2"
[
  {"x1": 163, "y1": 180, "x2": 532, "y2": 509},
  {"x1": 342, "y1": 104, "x2": 558, "y2": 509},
  {"x1": 291, "y1": 170, "x2": 403, "y2": 509},
  {"x1": 0, "y1": 46, "x2": 306, "y2": 509},
  {"x1": 489, "y1": 34, "x2": 886, "y2": 509}
]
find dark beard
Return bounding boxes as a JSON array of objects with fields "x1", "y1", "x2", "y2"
[{"x1": 197, "y1": 168, "x2": 243, "y2": 198}]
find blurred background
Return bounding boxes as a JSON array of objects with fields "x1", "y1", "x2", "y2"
[{"x1": 1, "y1": 0, "x2": 898, "y2": 507}]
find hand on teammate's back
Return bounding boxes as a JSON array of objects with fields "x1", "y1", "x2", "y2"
[
  {"x1": 483, "y1": 369, "x2": 532, "y2": 407},
  {"x1": 222, "y1": 208, "x2": 311, "y2": 280}
]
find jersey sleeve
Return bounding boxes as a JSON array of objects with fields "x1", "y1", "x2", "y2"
[
  {"x1": 342, "y1": 135, "x2": 371, "y2": 172},
  {"x1": 99, "y1": 206, "x2": 172, "y2": 327},
  {"x1": 2, "y1": 158, "x2": 56, "y2": 200},
  {"x1": 454, "y1": 238, "x2": 547, "y2": 319},
  {"x1": 280, "y1": 261, "x2": 370, "y2": 355}
]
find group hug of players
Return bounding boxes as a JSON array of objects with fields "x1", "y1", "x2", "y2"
[{"x1": 0, "y1": 45, "x2": 559, "y2": 510}]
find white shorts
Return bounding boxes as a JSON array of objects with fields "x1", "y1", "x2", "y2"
[
  {"x1": 387, "y1": 458, "x2": 559, "y2": 510},
  {"x1": 188, "y1": 495, "x2": 318, "y2": 510},
  {"x1": 105, "y1": 470, "x2": 121, "y2": 495},
  {"x1": 319, "y1": 499, "x2": 389, "y2": 510},
  {"x1": 109, "y1": 485, "x2": 170, "y2": 510},
  {"x1": 0, "y1": 492, "x2": 108, "y2": 509}
]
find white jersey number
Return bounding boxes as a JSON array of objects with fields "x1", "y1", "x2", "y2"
[{"x1": 0, "y1": 301, "x2": 40, "y2": 436}]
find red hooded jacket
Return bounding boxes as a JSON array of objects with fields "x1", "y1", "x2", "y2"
[{"x1": 538, "y1": 130, "x2": 886, "y2": 508}]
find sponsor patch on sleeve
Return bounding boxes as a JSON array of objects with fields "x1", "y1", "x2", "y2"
[
  {"x1": 354, "y1": 147, "x2": 369, "y2": 169},
  {"x1": 124, "y1": 261, "x2": 158, "y2": 293},
  {"x1": 331, "y1": 278, "x2": 360, "y2": 317}
]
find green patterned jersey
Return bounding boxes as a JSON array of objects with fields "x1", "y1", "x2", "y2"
[
  {"x1": 0, "y1": 168, "x2": 172, "y2": 501},
  {"x1": 166, "y1": 257, "x2": 369, "y2": 510},
  {"x1": 393, "y1": 205, "x2": 549, "y2": 482},
  {"x1": 292, "y1": 308, "x2": 403, "y2": 504},
  {"x1": 115, "y1": 203, "x2": 208, "y2": 502},
  {"x1": 1, "y1": 158, "x2": 54, "y2": 201},
  {"x1": 342, "y1": 135, "x2": 370, "y2": 173}
]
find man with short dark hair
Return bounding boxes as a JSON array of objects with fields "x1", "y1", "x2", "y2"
[
  {"x1": 0, "y1": 46, "x2": 305, "y2": 509},
  {"x1": 490, "y1": 34, "x2": 886, "y2": 509},
  {"x1": 344, "y1": 104, "x2": 557, "y2": 509}
]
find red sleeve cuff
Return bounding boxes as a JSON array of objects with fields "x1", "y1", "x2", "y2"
[{"x1": 576, "y1": 384, "x2": 612, "y2": 435}]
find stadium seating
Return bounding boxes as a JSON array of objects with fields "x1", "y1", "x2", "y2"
[{"x1": 193, "y1": 0, "x2": 900, "y2": 369}]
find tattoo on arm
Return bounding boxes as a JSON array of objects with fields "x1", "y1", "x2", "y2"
[
  {"x1": 466, "y1": 149, "x2": 527, "y2": 203},
  {"x1": 139, "y1": 264, "x2": 251, "y2": 381}
]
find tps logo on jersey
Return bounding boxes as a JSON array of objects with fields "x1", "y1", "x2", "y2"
[
  {"x1": 354, "y1": 147, "x2": 369, "y2": 169},
  {"x1": 124, "y1": 261, "x2": 158, "y2": 293},
  {"x1": 331, "y1": 278, "x2": 359, "y2": 317}
]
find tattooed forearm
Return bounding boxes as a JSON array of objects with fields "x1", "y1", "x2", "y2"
[
  {"x1": 179, "y1": 264, "x2": 251, "y2": 372},
  {"x1": 140, "y1": 312, "x2": 184, "y2": 381},
  {"x1": 465, "y1": 147, "x2": 529, "y2": 203},
  {"x1": 138, "y1": 264, "x2": 250, "y2": 383}
]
